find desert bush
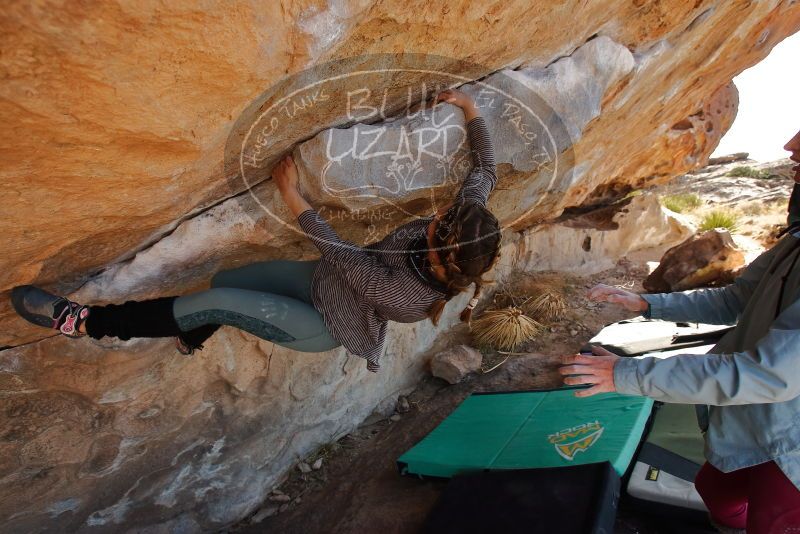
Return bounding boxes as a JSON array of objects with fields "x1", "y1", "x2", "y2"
[
  {"x1": 727, "y1": 166, "x2": 772, "y2": 179},
  {"x1": 661, "y1": 193, "x2": 702, "y2": 213},
  {"x1": 699, "y1": 209, "x2": 740, "y2": 233}
]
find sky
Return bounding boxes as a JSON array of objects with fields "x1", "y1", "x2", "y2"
[{"x1": 711, "y1": 31, "x2": 800, "y2": 162}]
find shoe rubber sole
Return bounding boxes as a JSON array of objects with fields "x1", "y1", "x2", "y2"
[{"x1": 11, "y1": 285, "x2": 61, "y2": 328}]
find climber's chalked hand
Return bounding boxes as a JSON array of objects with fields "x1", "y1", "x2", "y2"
[{"x1": 432, "y1": 88, "x2": 473, "y2": 109}]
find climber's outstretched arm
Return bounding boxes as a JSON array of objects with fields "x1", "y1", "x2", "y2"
[
  {"x1": 432, "y1": 89, "x2": 498, "y2": 207},
  {"x1": 273, "y1": 155, "x2": 312, "y2": 217}
]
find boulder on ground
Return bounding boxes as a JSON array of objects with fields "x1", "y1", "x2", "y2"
[
  {"x1": 430, "y1": 345, "x2": 483, "y2": 384},
  {"x1": 707, "y1": 153, "x2": 749, "y2": 166},
  {"x1": 644, "y1": 229, "x2": 745, "y2": 292}
]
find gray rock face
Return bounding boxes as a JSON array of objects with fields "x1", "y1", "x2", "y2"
[
  {"x1": 291, "y1": 38, "x2": 635, "y2": 246},
  {"x1": 430, "y1": 345, "x2": 484, "y2": 384}
]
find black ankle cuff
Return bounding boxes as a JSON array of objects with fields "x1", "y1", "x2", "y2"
[{"x1": 84, "y1": 296, "x2": 183, "y2": 340}]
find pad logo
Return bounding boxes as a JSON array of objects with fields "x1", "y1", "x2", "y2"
[
  {"x1": 646, "y1": 466, "x2": 660, "y2": 481},
  {"x1": 547, "y1": 421, "x2": 604, "y2": 461}
]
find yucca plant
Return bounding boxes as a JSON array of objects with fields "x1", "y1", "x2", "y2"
[
  {"x1": 522, "y1": 290, "x2": 567, "y2": 323},
  {"x1": 470, "y1": 307, "x2": 542, "y2": 351},
  {"x1": 699, "y1": 209, "x2": 740, "y2": 233}
]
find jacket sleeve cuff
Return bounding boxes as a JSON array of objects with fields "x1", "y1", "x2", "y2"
[
  {"x1": 297, "y1": 209, "x2": 340, "y2": 244},
  {"x1": 613, "y1": 357, "x2": 644, "y2": 396},
  {"x1": 641, "y1": 293, "x2": 666, "y2": 320},
  {"x1": 297, "y1": 208, "x2": 320, "y2": 231}
]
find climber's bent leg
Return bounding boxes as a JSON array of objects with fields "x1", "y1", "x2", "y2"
[
  {"x1": 179, "y1": 260, "x2": 317, "y2": 349},
  {"x1": 172, "y1": 287, "x2": 339, "y2": 352},
  {"x1": 209, "y1": 259, "x2": 318, "y2": 304}
]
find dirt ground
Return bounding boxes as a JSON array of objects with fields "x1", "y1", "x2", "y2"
[{"x1": 226, "y1": 160, "x2": 795, "y2": 534}]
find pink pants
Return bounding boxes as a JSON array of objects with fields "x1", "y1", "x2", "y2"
[{"x1": 695, "y1": 461, "x2": 800, "y2": 533}]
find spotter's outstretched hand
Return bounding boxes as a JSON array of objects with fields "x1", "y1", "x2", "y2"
[
  {"x1": 558, "y1": 345, "x2": 620, "y2": 397},
  {"x1": 587, "y1": 283, "x2": 649, "y2": 313}
]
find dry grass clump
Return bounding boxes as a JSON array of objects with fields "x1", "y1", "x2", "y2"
[
  {"x1": 739, "y1": 198, "x2": 788, "y2": 218},
  {"x1": 522, "y1": 290, "x2": 567, "y2": 323},
  {"x1": 471, "y1": 273, "x2": 568, "y2": 351},
  {"x1": 507, "y1": 274, "x2": 569, "y2": 323},
  {"x1": 470, "y1": 307, "x2": 542, "y2": 351},
  {"x1": 489, "y1": 287, "x2": 525, "y2": 310},
  {"x1": 739, "y1": 201, "x2": 766, "y2": 217},
  {"x1": 661, "y1": 193, "x2": 702, "y2": 213}
]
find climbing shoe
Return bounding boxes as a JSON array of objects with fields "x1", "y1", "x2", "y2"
[
  {"x1": 175, "y1": 335, "x2": 204, "y2": 356},
  {"x1": 11, "y1": 285, "x2": 90, "y2": 338},
  {"x1": 174, "y1": 324, "x2": 219, "y2": 356}
]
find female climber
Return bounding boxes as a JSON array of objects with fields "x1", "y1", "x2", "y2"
[
  {"x1": 11, "y1": 88, "x2": 502, "y2": 373},
  {"x1": 559, "y1": 128, "x2": 800, "y2": 533}
]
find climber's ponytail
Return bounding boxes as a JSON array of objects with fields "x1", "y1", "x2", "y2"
[{"x1": 425, "y1": 201, "x2": 502, "y2": 326}]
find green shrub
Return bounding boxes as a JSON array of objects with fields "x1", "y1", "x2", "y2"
[
  {"x1": 699, "y1": 209, "x2": 740, "y2": 233},
  {"x1": 727, "y1": 166, "x2": 771, "y2": 179},
  {"x1": 661, "y1": 193, "x2": 702, "y2": 213}
]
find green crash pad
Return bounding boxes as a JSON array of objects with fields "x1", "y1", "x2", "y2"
[{"x1": 397, "y1": 388, "x2": 653, "y2": 479}]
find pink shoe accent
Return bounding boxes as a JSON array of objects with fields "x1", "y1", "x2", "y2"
[
  {"x1": 176, "y1": 336, "x2": 192, "y2": 355},
  {"x1": 52, "y1": 305, "x2": 69, "y2": 329},
  {"x1": 60, "y1": 314, "x2": 77, "y2": 335},
  {"x1": 59, "y1": 304, "x2": 88, "y2": 338}
]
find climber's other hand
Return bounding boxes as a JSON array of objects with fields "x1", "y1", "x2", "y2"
[
  {"x1": 273, "y1": 154, "x2": 299, "y2": 193},
  {"x1": 432, "y1": 88, "x2": 473, "y2": 109},
  {"x1": 273, "y1": 154, "x2": 313, "y2": 216}
]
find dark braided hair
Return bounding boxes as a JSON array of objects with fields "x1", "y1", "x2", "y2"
[{"x1": 427, "y1": 200, "x2": 502, "y2": 326}]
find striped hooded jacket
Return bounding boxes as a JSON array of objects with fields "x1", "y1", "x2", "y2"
[{"x1": 296, "y1": 115, "x2": 497, "y2": 372}]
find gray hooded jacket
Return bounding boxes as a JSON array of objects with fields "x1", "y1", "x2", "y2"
[{"x1": 614, "y1": 230, "x2": 800, "y2": 489}]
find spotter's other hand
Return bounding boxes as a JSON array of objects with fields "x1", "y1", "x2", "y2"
[{"x1": 558, "y1": 345, "x2": 620, "y2": 397}]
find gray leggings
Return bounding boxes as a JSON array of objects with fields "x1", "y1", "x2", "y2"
[{"x1": 172, "y1": 260, "x2": 341, "y2": 353}]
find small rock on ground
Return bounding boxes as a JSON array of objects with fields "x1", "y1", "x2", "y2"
[
  {"x1": 396, "y1": 396, "x2": 410, "y2": 413},
  {"x1": 430, "y1": 345, "x2": 482, "y2": 384},
  {"x1": 298, "y1": 462, "x2": 312, "y2": 474},
  {"x1": 251, "y1": 505, "x2": 280, "y2": 523}
]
